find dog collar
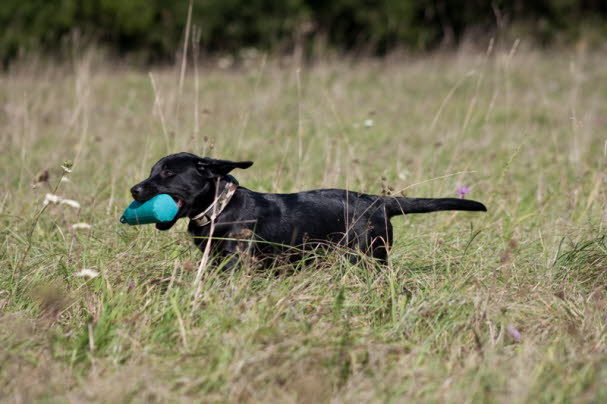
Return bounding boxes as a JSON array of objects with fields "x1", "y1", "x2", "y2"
[{"x1": 190, "y1": 180, "x2": 238, "y2": 227}]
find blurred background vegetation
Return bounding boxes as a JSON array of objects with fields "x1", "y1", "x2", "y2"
[{"x1": 1, "y1": 0, "x2": 607, "y2": 66}]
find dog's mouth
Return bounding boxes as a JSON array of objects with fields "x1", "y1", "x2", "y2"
[
  {"x1": 171, "y1": 196, "x2": 184, "y2": 209},
  {"x1": 169, "y1": 196, "x2": 189, "y2": 218}
]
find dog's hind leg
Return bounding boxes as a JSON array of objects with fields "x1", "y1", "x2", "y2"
[{"x1": 368, "y1": 220, "x2": 393, "y2": 265}]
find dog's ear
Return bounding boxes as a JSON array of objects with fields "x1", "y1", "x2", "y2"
[{"x1": 196, "y1": 158, "x2": 253, "y2": 178}]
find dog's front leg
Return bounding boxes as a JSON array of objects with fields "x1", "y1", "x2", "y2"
[{"x1": 217, "y1": 228, "x2": 257, "y2": 270}]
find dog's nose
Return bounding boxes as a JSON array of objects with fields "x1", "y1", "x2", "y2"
[{"x1": 130, "y1": 185, "x2": 143, "y2": 199}]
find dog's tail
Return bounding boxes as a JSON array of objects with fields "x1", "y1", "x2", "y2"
[{"x1": 383, "y1": 196, "x2": 487, "y2": 217}]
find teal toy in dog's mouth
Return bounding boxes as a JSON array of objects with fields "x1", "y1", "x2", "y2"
[{"x1": 120, "y1": 194, "x2": 180, "y2": 225}]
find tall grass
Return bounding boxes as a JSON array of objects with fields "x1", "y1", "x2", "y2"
[{"x1": 1, "y1": 45, "x2": 606, "y2": 402}]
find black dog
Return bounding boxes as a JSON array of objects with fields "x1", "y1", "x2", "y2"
[{"x1": 130, "y1": 152, "x2": 486, "y2": 266}]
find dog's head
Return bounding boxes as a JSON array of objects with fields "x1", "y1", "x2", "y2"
[{"x1": 130, "y1": 152, "x2": 253, "y2": 230}]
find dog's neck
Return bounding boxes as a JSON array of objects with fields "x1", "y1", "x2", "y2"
[{"x1": 188, "y1": 175, "x2": 239, "y2": 226}]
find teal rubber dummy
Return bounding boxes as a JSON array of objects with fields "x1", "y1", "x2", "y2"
[{"x1": 120, "y1": 194, "x2": 179, "y2": 225}]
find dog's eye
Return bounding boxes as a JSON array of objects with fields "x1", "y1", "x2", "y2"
[{"x1": 161, "y1": 170, "x2": 175, "y2": 178}]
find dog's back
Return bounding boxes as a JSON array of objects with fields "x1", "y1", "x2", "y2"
[{"x1": 190, "y1": 187, "x2": 486, "y2": 262}]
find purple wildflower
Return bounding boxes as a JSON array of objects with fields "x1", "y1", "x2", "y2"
[
  {"x1": 456, "y1": 186, "x2": 470, "y2": 198},
  {"x1": 506, "y1": 324, "x2": 521, "y2": 341}
]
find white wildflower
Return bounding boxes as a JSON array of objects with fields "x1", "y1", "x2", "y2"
[
  {"x1": 75, "y1": 268, "x2": 99, "y2": 279},
  {"x1": 364, "y1": 119, "x2": 374, "y2": 128},
  {"x1": 43, "y1": 193, "x2": 61, "y2": 206},
  {"x1": 397, "y1": 170, "x2": 409, "y2": 180},
  {"x1": 43, "y1": 193, "x2": 80, "y2": 209},
  {"x1": 71, "y1": 222, "x2": 91, "y2": 230},
  {"x1": 61, "y1": 177, "x2": 71, "y2": 183},
  {"x1": 60, "y1": 199, "x2": 81, "y2": 209},
  {"x1": 60, "y1": 163, "x2": 73, "y2": 173}
]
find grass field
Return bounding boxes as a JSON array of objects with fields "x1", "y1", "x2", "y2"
[{"x1": 1, "y1": 46, "x2": 606, "y2": 402}]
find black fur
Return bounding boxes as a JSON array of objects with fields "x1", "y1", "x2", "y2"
[{"x1": 130, "y1": 152, "x2": 487, "y2": 265}]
